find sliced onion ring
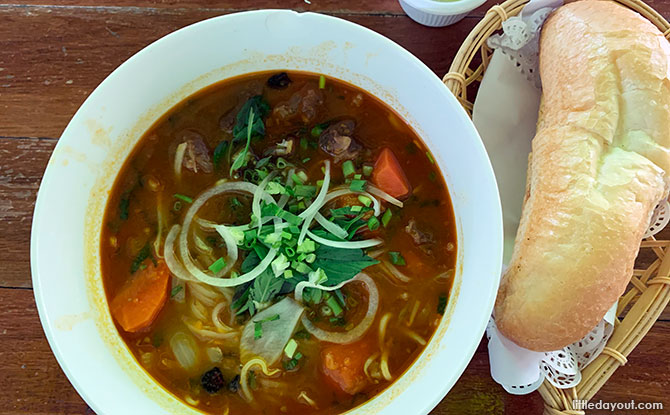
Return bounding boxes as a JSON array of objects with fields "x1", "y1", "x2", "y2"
[
  {"x1": 300, "y1": 273, "x2": 379, "y2": 344},
  {"x1": 366, "y1": 184, "x2": 403, "y2": 208},
  {"x1": 164, "y1": 225, "x2": 196, "y2": 282},
  {"x1": 306, "y1": 229, "x2": 382, "y2": 249}
]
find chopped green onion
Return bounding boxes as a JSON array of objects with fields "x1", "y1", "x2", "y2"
[
  {"x1": 381, "y1": 209, "x2": 393, "y2": 227},
  {"x1": 358, "y1": 196, "x2": 372, "y2": 207},
  {"x1": 426, "y1": 151, "x2": 435, "y2": 164},
  {"x1": 294, "y1": 185, "x2": 317, "y2": 198},
  {"x1": 281, "y1": 231, "x2": 292, "y2": 240},
  {"x1": 319, "y1": 75, "x2": 326, "y2": 89},
  {"x1": 367, "y1": 216, "x2": 380, "y2": 231},
  {"x1": 256, "y1": 156, "x2": 271, "y2": 168},
  {"x1": 349, "y1": 179, "x2": 367, "y2": 192},
  {"x1": 363, "y1": 165, "x2": 374, "y2": 176},
  {"x1": 283, "y1": 269, "x2": 294, "y2": 279},
  {"x1": 304, "y1": 253, "x2": 316, "y2": 263},
  {"x1": 388, "y1": 251, "x2": 406, "y2": 266},
  {"x1": 311, "y1": 124, "x2": 326, "y2": 137},
  {"x1": 253, "y1": 314, "x2": 280, "y2": 340},
  {"x1": 297, "y1": 239, "x2": 316, "y2": 253},
  {"x1": 300, "y1": 137, "x2": 309, "y2": 150},
  {"x1": 277, "y1": 157, "x2": 289, "y2": 169},
  {"x1": 208, "y1": 257, "x2": 227, "y2": 273},
  {"x1": 277, "y1": 209, "x2": 302, "y2": 225},
  {"x1": 354, "y1": 174, "x2": 362, "y2": 180},
  {"x1": 437, "y1": 293, "x2": 448, "y2": 315},
  {"x1": 342, "y1": 160, "x2": 355, "y2": 177},
  {"x1": 170, "y1": 285, "x2": 183, "y2": 298},
  {"x1": 326, "y1": 295, "x2": 343, "y2": 317},
  {"x1": 302, "y1": 157, "x2": 311, "y2": 163},
  {"x1": 429, "y1": 171, "x2": 437, "y2": 182},
  {"x1": 291, "y1": 173, "x2": 304, "y2": 185},
  {"x1": 351, "y1": 205, "x2": 362, "y2": 213},
  {"x1": 297, "y1": 171, "x2": 308, "y2": 183},
  {"x1": 119, "y1": 196, "x2": 130, "y2": 220},
  {"x1": 284, "y1": 339, "x2": 298, "y2": 359},
  {"x1": 294, "y1": 262, "x2": 313, "y2": 275},
  {"x1": 285, "y1": 247, "x2": 296, "y2": 257},
  {"x1": 173, "y1": 200, "x2": 182, "y2": 211},
  {"x1": 173, "y1": 193, "x2": 193, "y2": 204}
]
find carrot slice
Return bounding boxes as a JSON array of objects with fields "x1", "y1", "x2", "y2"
[
  {"x1": 371, "y1": 148, "x2": 412, "y2": 199},
  {"x1": 110, "y1": 260, "x2": 170, "y2": 333},
  {"x1": 321, "y1": 336, "x2": 376, "y2": 395}
]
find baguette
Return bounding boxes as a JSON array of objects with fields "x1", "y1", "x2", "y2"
[{"x1": 494, "y1": 0, "x2": 670, "y2": 352}]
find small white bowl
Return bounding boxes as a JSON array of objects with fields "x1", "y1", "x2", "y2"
[
  {"x1": 31, "y1": 10, "x2": 502, "y2": 415},
  {"x1": 399, "y1": 0, "x2": 488, "y2": 27}
]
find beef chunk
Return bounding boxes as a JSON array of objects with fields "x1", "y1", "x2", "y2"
[
  {"x1": 267, "y1": 72, "x2": 292, "y2": 89},
  {"x1": 219, "y1": 81, "x2": 264, "y2": 133},
  {"x1": 319, "y1": 120, "x2": 362, "y2": 162},
  {"x1": 405, "y1": 219, "x2": 434, "y2": 245},
  {"x1": 271, "y1": 85, "x2": 324, "y2": 124},
  {"x1": 177, "y1": 130, "x2": 213, "y2": 174}
]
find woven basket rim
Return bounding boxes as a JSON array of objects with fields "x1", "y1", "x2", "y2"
[{"x1": 442, "y1": 1, "x2": 670, "y2": 414}]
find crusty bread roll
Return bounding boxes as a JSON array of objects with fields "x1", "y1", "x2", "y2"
[{"x1": 494, "y1": 0, "x2": 670, "y2": 352}]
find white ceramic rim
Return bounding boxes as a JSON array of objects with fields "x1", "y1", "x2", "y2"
[
  {"x1": 400, "y1": 0, "x2": 487, "y2": 15},
  {"x1": 31, "y1": 9, "x2": 503, "y2": 415}
]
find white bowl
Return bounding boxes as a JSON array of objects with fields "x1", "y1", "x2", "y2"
[
  {"x1": 31, "y1": 10, "x2": 502, "y2": 415},
  {"x1": 399, "y1": 0, "x2": 487, "y2": 27}
]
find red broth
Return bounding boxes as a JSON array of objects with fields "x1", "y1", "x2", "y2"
[{"x1": 100, "y1": 71, "x2": 457, "y2": 414}]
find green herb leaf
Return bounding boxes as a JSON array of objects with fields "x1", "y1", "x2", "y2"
[
  {"x1": 230, "y1": 107, "x2": 255, "y2": 175},
  {"x1": 437, "y1": 293, "x2": 448, "y2": 315},
  {"x1": 130, "y1": 244, "x2": 155, "y2": 274},
  {"x1": 311, "y1": 245, "x2": 378, "y2": 286},
  {"x1": 349, "y1": 179, "x2": 367, "y2": 192},
  {"x1": 388, "y1": 251, "x2": 406, "y2": 266},
  {"x1": 213, "y1": 140, "x2": 229, "y2": 169},
  {"x1": 170, "y1": 285, "x2": 183, "y2": 298},
  {"x1": 342, "y1": 160, "x2": 355, "y2": 178},
  {"x1": 119, "y1": 194, "x2": 130, "y2": 220}
]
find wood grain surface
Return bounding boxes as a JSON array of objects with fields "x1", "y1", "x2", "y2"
[{"x1": 1, "y1": 1, "x2": 669, "y2": 414}]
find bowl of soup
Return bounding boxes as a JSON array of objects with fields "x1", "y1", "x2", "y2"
[{"x1": 31, "y1": 10, "x2": 502, "y2": 415}]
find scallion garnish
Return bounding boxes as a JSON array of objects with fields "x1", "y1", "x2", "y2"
[
  {"x1": 174, "y1": 193, "x2": 193, "y2": 204},
  {"x1": 381, "y1": 209, "x2": 393, "y2": 227},
  {"x1": 349, "y1": 179, "x2": 367, "y2": 192},
  {"x1": 358, "y1": 195, "x2": 372, "y2": 207},
  {"x1": 284, "y1": 339, "x2": 298, "y2": 359},
  {"x1": 362, "y1": 165, "x2": 373, "y2": 177},
  {"x1": 342, "y1": 160, "x2": 355, "y2": 178},
  {"x1": 294, "y1": 185, "x2": 317, "y2": 198},
  {"x1": 326, "y1": 295, "x2": 343, "y2": 317},
  {"x1": 208, "y1": 257, "x2": 227, "y2": 274},
  {"x1": 367, "y1": 216, "x2": 380, "y2": 231},
  {"x1": 253, "y1": 314, "x2": 280, "y2": 340},
  {"x1": 388, "y1": 251, "x2": 406, "y2": 266},
  {"x1": 426, "y1": 151, "x2": 435, "y2": 164},
  {"x1": 319, "y1": 75, "x2": 326, "y2": 89}
]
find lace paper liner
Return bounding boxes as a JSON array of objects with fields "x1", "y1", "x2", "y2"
[{"x1": 488, "y1": 200, "x2": 669, "y2": 395}]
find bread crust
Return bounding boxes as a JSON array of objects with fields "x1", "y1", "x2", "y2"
[{"x1": 494, "y1": 0, "x2": 670, "y2": 351}]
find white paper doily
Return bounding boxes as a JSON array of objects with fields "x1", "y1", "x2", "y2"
[{"x1": 475, "y1": 0, "x2": 670, "y2": 395}]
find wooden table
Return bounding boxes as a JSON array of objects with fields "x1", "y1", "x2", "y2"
[{"x1": 1, "y1": 1, "x2": 669, "y2": 414}]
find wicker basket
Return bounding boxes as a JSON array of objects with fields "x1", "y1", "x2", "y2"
[{"x1": 443, "y1": 1, "x2": 670, "y2": 414}]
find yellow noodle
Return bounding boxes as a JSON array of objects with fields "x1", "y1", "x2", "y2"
[
  {"x1": 407, "y1": 301, "x2": 420, "y2": 327},
  {"x1": 363, "y1": 352, "x2": 381, "y2": 382},
  {"x1": 240, "y1": 358, "x2": 281, "y2": 402},
  {"x1": 380, "y1": 349, "x2": 393, "y2": 381},
  {"x1": 378, "y1": 312, "x2": 392, "y2": 350},
  {"x1": 212, "y1": 301, "x2": 234, "y2": 332},
  {"x1": 298, "y1": 391, "x2": 318, "y2": 409},
  {"x1": 402, "y1": 328, "x2": 427, "y2": 346}
]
